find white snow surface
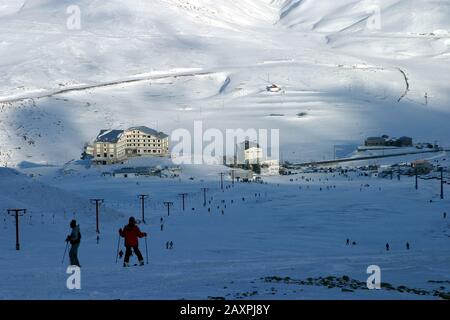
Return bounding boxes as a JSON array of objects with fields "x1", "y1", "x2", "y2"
[
  {"x1": 1, "y1": 157, "x2": 450, "y2": 299},
  {"x1": 0, "y1": 0, "x2": 449, "y2": 299}
]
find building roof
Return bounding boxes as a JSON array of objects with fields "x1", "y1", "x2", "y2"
[
  {"x1": 366, "y1": 137, "x2": 386, "y2": 141},
  {"x1": 95, "y1": 130, "x2": 124, "y2": 143},
  {"x1": 113, "y1": 167, "x2": 158, "y2": 174},
  {"x1": 127, "y1": 126, "x2": 168, "y2": 139},
  {"x1": 239, "y1": 140, "x2": 261, "y2": 150}
]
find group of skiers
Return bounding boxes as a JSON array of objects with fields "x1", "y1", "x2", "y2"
[
  {"x1": 65, "y1": 215, "x2": 184, "y2": 267},
  {"x1": 165, "y1": 241, "x2": 174, "y2": 250},
  {"x1": 346, "y1": 238, "x2": 411, "y2": 251},
  {"x1": 65, "y1": 210, "x2": 449, "y2": 267},
  {"x1": 65, "y1": 216, "x2": 148, "y2": 268}
]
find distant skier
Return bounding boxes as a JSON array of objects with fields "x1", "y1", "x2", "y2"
[
  {"x1": 346, "y1": 238, "x2": 350, "y2": 245},
  {"x1": 65, "y1": 219, "x2": 81, "y2": 267},
  {"x1": 406, "y1": 242, "x2": 410, "y2": 250},
  {"x1": 166, "y1": 241, "x2": 169, "y2": 250},
  {"x1": 119, "y1": 216, "x2": 147, "y2": 267},
  {"x1": 160, "y1": 224, "x2": 164, "y2": 231},
  {"x1": 169, "y1": 241, "x2": 173, "y2": 250},
  {"x1": 160, "y1": 217, "x2": 163, "y2": 224},
  {"x1": 386, "y1": 243, "x2": 390, "y2": 251},
  {"x1": 444, "y1": 212, "x2": 447, "y2": 219}
]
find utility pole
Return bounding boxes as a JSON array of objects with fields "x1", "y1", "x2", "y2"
[
  {"x1": 231, "y1": 170, "x2": 235, "y2": 186},
  {"x1": 137, "y1": 194, "x2": 149, "y2": 224},
  {"x1": 201, "y1": 188, "x2": 208, "y2": 207},
  {"x1": 219, "y1": 172, "x2": 224, "y2": 190},
  {"x1": 90, "y1": 199, "x2": 104, "y2": 243},
  {"x1": 7, "y1": 209, "x2": 26, "y2": 250},
  {"x1": 179, "y1": 193, "x2": 188, "y2": 211},
  {"x1": 415, "y1": 168, "x2": 418, "y2": 190},
  {"x1": 440, "y1": 167, "x2": 444, "y2": 199},
  {"x1": 164, "y1": 202, "x2": 173, "y2": 216}
]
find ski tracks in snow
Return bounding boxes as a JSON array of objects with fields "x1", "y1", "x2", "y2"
[{"x1": 396, "y1": 67, "x2": 410, "y2": 102}]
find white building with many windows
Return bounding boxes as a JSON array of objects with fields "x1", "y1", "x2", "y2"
[
  {"x1": 235, "y1": 140, "x2": 263, "y2": 165},
  {"x1": 86, "y1": 126, "x2": 169, "y2": 165}
]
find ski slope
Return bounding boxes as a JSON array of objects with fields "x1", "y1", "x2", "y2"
[
  {"x1": 1, "y1": 157, "x2": 450, "y2": 299},
  {"x1": 0, "y1": 0, "x2": 449, "y2": 299}
]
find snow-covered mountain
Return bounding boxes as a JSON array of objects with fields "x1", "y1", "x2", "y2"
[
  {"x1": 1, "y1": 1, "x2": 450, "y2": 300},
  {"x1": 0, "y1": 0, "x2": 449, "y2": 166}
]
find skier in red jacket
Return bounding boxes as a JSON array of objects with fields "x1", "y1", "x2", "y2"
[{"x1": 119, "y1": 216, "x2": 147, "y2": 267}]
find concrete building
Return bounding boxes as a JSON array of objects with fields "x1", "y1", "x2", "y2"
[
  {"x1": 365, "y1": 137, "x2": 387, "y2": 147},
  {"x1": 261, "y1": 159, "x2": 280, "y2": 176},
  {"x1": 235, "y1": 140, "x2": 263, "y2": 165},
  {"x1": 233, "y1": 169, "x2": 254, "y2": 182},
  {"x1": 411, "y1": 160, "x2": 434, "y2": 174},
  {"x1": 365, "y1": 135, "x2": 413, "y2": 147},
  {"x1": 87, "y1": 126, "x2": 169, "y2": 165},
  {"x1": 122, "y1": 126, "x2": 169, "y2": 158},
  {"x1": 396, "y1": 136, "x2": 413, "y2": 147}
]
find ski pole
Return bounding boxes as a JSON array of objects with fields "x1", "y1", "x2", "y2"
[
  {"x1": 145, "y1": 235, "x2": 149, "y2": 265},
  {"x1": 115, "y1": 234, "x2": 121, "y2": 264},
  {"x1": 62, "y1": 241, "x2": 69, "y2": 264}
]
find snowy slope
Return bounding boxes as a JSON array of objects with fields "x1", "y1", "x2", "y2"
[
  {"x1": 277, "y1": 0, "x2": 450, "y2": 33},
  {"x1": 0, "y1": 166, "x2": 123, "y2": 222},
  {"x1": 0, "y1": 1, "x2": 450, "y2": 300},
  {"x1": 1, "y1": 159, "x2": 450, "y2": 299},
  {"x1": 0, "y1": 0, "x2": 449, "y2": 167}
]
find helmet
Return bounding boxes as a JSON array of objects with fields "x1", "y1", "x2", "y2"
[{"x1": 129, "y1": 216, "x2": 136, "y2": 224}]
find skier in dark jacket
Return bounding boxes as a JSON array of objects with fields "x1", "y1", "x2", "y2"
[
  {"x1": 119, "y1": 216, "x2": 147, "y2": 267},
  {"x1": 66, "y1": 220, "x2": 81, "y2": 267}
]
